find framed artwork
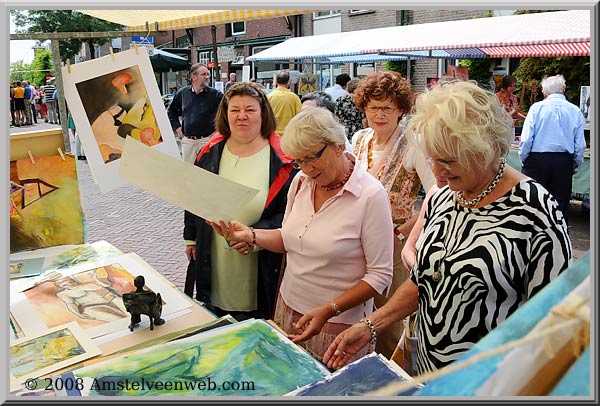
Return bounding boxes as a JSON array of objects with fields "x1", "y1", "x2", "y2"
[
  {"x1": 61, "y1": 47, "x2": 180, "y2": 193},
  {"x1": 580, "y1": 86, "x2": 590, "y2": 124},
  {"x1": 60, "y1": 319, "x2": 328, "y2": 396},
  {"x1": 11, "y1": 253, "x2": 191, "y2": 339},
  {"x1": 10, "y1": 322, "x2": 101, "y2": 393},
  {"x1": 9, "y1": 155, "x2": 85, "y2": 253},
  {"x1": 298, "y1": 74, "x2": 317, "y2": 96}
]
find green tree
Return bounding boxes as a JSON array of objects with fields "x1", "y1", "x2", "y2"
[
  {"x1": 30, "y1": 48, "x2": 54, "y2": 86},
  {"x1": 511, "y1": 9, "x2": 589, "y2": 113},
  {"x1": 10, "y1": 60, "x2": 33, "y2": 83},
  {"x1": 11, "y1": 10, "x2": 123, "y2": 62},
  {"x1": 514, "y1": 56, "x2": 590, "y2": 112},
  {"x1": 384, "y1": 60, "x2": 416, "y2": 86}
]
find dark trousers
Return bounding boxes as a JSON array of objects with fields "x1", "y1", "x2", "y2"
[{"x1": 522, "y1": 152, "x2": 573, "y2": 224}]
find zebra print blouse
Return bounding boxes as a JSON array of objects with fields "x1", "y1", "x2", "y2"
[{"x1": 411, "y1": 179, "x2": 572, "y2": 374}]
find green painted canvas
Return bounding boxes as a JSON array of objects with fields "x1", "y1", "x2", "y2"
[
  {"x1": 10, "y1": 155, "x2": 85, "y2": 253},
  {"x1": 68, "y1": 319, "x2": 328, "y2": 396}
]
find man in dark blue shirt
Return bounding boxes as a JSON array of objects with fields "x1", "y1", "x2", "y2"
[{"x1": 167, "y1": 63, "x2": 223, "y2": 162}]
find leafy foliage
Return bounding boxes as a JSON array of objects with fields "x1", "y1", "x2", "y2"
[
  {"x1": 10, "y1": 60, "x2": 33, "y2": 83},
  {"x1": 384, "y1": 60, "x2": 416, "y2": 86},
  {"x1": 30, "y1": 48, "x2": 54, "y2": 86},
  {"x1": 514, "y1": 56, "x2": 590, "y2": 112},
  {"x1": 459, "y1": 58, "x2": 494, "y2": 90},
  {"x1": 11, "y1": 10, "x2": 123, "y2": 61}
]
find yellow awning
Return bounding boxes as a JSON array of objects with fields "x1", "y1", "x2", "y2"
[{"x1": 78, "y1": 10, "x2": 314, "y2": 31}]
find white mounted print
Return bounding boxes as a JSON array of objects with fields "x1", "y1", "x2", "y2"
[{"x1": 62, "y1": 47, "x2": 180, "y2": 193}]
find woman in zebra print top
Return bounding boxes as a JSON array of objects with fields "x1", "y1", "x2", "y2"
[{"x1": 323, "y1": 80, "x2": 572, "y2": 375}]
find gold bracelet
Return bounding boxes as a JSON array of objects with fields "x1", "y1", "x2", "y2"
[{"x1": 360, "y1": 317, "x2": 377, "y2": 347}]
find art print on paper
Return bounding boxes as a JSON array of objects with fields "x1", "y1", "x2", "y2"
[
  {"x1": 23, "y1": 264, "x2": 136, "y2": 330},
  {"x1": 75, "y1": 65, "x2": 163, "y2": 164},
  {"x1": 288, "y1": 352, "x2": 419, "y2": 396},
  {"x1": 62, "y1": 48, "x2": 180, "y2": 193},
  {"x1": 42, "y1": 241, "x2": 122, "y2": 270},
  {"x1": 10, "y1": 322, "x2": 101, "y2": 393},
  {"x1": 580, "y1": 86, "x2": 590, "y2": 124},
  {"x1": 67, "y1": 319, "x2": 328, "y2": 396},
  {"x1": 10, "y1": 257, "x2": 45, "y2": 280},
  {"x1": 9, "y1": 155, "x2": 85, "y2": 253},
  {"x1": 12, "y1": 253, "x2": 192, "y2": 339}
]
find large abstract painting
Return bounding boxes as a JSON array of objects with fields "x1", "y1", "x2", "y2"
[
  {"x1": 10, "y1": 322, "x2": 101, "y2": 393},
  {"x1": 61, "y1": 47, "x2": 179, "y2": 193},
  {"x1": 62, "y1": 319, "x2": 328, "y2": 396},
  {"x1": 10, "y1": 155, "x2": 85, "y2": 253},
  {"x1": 288, "y1": 353, "x2": 419, "y2": 396},
  {"x1": 11, "y1": 253, "x2": 191, "y2": 339}
]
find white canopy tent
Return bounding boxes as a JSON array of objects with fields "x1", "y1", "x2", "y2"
[{"x1": 247, "y1": 10, "x2": 591, "y2": 67}]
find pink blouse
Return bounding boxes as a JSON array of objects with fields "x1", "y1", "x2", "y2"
[{"x1": 279, "y1": 153, "x2": 394, "y2": 324}]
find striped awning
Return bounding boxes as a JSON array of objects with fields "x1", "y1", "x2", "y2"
[
  {"x1": 248, "y1": 10, "x2": 590, "y2": 63},
  {"x1": 78, "y1": 10, "x2": 312, "y2": 31},
  {"x1": 480, "y1": 42, "x2": 590, "y2": 58}
]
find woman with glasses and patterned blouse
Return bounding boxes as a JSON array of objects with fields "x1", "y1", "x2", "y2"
[
  {"x1": 324, "y1": 80, "x2": 571, "y2": 375},
  {"x1": 208, "y1": 107, "x2": 393, "y2": 363},
  {"x1": 351, "y1": 71, "x2": 436, "y2": 359}
]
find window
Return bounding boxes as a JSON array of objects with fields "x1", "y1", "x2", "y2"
[
  {"x1": 225, "y1": 21, "x2": 246, "y2": 37},
  {"x1": 198, "y1": 51, "x2": 213, "y2": 65},
  {"x1": 349, "y1": 10, "x2": 374, "y2": 15},
  {"x1": 313, "y1": 10, "x2": 341, "y2": 19},
  {"x1": 175, "y1": 35, "x2": 190, "y2": 48}
]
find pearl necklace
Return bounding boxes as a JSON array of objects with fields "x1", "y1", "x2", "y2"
[
  {"x1": 322, "y1": 160, "x2": 354, "y2": 191},
  {"x1": 455, "y1": 158, "x2": 506, "y2": 208}
]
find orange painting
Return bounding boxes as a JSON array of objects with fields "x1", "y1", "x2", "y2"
[
  {"x1": 75, "y1": 65, "x2": 164, "y2": 163},
  {"x1": 10, "y1": 155, "x2": 84, "y2": 253},
  {"x1": 23, "y1": 264, "x2": 136, "y2": 330}
]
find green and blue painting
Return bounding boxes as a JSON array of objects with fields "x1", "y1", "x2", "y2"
[{"x1": 67, "y1": 319, "x2": 328, "y2": 396}]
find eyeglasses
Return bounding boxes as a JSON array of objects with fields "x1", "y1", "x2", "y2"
[
  {"x1": 425, "y1": 156, "x2": 457, "y2": 171},
  {"x1": 365, "y1": 106, "x2": 396, "y2": 114},
  {"x1": 291, "y1": 144, "x2": 328, "y2": 169}
]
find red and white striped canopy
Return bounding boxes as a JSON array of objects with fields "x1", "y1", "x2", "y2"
[{"x1": 480, "y1": 42, "x2": 590, "y2": 58}]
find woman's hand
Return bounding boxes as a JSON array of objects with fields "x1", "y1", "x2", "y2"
[
  {"x1": 206, "y1": 220, "x2": 252, "y2": 244},
  {"x1": 185, "y1": 245, "x2": 195, "y2": 261},
  {"x1": 288, "y1": 305, "x2": 331, "y2": 344},
  {"x1": 322, "y1": 321, "x2": 372, "y2": 369},
  {"x1": 229, "y1": 241, "x2": 252, "y2": 255},
  {"x1": 401, "y1": 242, "x2": 416, "y2": 270}
]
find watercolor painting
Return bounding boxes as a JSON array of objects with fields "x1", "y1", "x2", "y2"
[
  {"x1": 62, "y1": 47, "x2": 180, "y2": 193},
  {"x1": 10, "y1": 322, "x2": 101, "y2": 393},
  {"x1": 23, "y1": 264, "x2": 136, "y2": 330},
  {"x1": 42, "y1": 241, "x2": 122, "y2": 270},
  {"x1": 65, "y1": 319, "x2": 328, "y2": 396},
  {"x1": 10, "y1": 257, "x2": 45, "y2": 280},
  {"x1": 12, "y1": 253, "x2": 193, "y2": 339},
  {"x1": 9, "y1": 155, "x2": 85, "y2": 253},
  {"x1": 288, "y1": 353, "x2": 419, "y2": 396}
]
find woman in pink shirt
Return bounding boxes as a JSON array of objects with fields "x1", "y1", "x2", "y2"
[{"x1": 209, "y1": 107, "x2": 394, "y2": 362}]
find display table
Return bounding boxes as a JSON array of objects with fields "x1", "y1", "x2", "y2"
[{"x1": 506, "y1": 147, "x2": 590, "y2": 198}]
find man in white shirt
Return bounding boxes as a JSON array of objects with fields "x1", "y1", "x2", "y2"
[{"x1": 325, "y1": 73, "x2": 351, "y2": 102}]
